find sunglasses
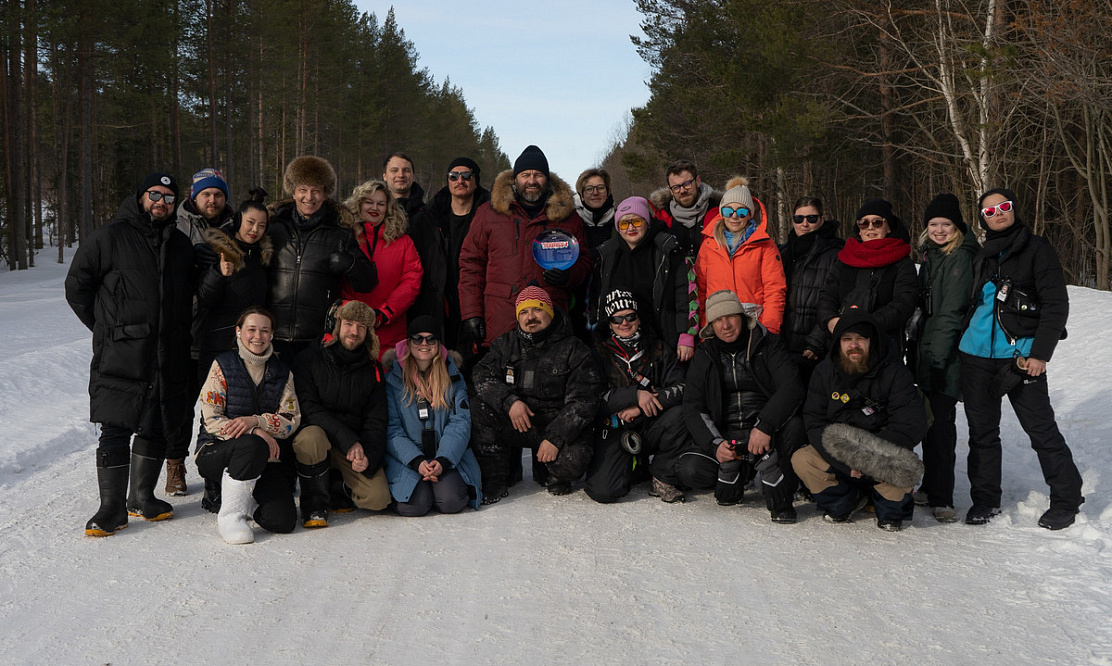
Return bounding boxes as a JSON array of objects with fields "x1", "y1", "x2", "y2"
[
  {"x1": 146, "y1": 191, "x2": 176, "y2": 205},
  {"x1": 447, "y1": 171, "x2": 474, "y2": 182},
  {"x1": 409, "y1": 334, "x2": 438, "y2": 345},
  {"x1": 857, "y1": 218, "x2": 887, "y2": 229},
  {"x1": 793, "y1": 214, "x2": 820, "y2": 225},
  {"x1": 981, "y1": 200, "x2": 1013, "y2": 218},
  {"x1": 721, "y1": 206, "x2": 750, "y2": 219},
  {"x1": 608, "y1": 312, "x2": 639, "y2": 325},
  {"x1": 617, "y1": 217, "x2": 645, "y2": 230}
]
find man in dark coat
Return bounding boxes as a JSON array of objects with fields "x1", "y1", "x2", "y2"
[
  {"x1": 471, "y1": 286, "x2": 603, "y2": 502},
  {"x1": 585, "y1": 290, "x2": 691, "y2": 504},
  {"x1": 267, "y1": 156, "x2": 376, "y2": 359},
  {"x1": 292, "y1": 300, "x2": 391, "y2": 528},
  {"x1": 793, "y1": 312, "x2": 926, "y2": 531},
  {"x1": 383, "y1": 152, "x2": 425, "y2": 221},
  {"x1": 408, "y1": 156, "x2": 491, "y2": 349},
  {"x1": 649, "y1": 159, "x2": 722, "y2": 261},
  {"x1": 66, "y1": 172, "x2": 195, "y2": 536},
  {"x1": 681, "y1": 290, "x2": 806, "y2": 523}
]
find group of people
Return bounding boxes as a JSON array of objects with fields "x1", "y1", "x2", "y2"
[{"x1": 65, "y1": 146, "x2": 1084, "y2": 545}]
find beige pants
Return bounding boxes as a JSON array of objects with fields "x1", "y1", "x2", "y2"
[
  {"x1": 292, "y1": 425, "x2": 391, "y2": 510},
  {"x1": 791, "y1": 444, "x2": 911, "y2": 502}
]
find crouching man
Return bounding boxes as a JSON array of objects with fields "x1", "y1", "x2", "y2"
[
  {"x1": 585, "y1": 290, "x2": 691, "y2": 504},
  {"x1": 793, "y1": 313, "x2": 926, "y2": 531},
  {"x1": 292, "y1": 301, "x2": 391, "y2": 528},
  {"x1": 681, "y1": 290, "x2": 806, "y2": 522},
  {"x1": 471, "y1": 286, "x2": 603, "y2": 502}
]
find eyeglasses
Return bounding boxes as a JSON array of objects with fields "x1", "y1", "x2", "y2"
[
  {"x1": 447, "y1": 171, "x2": 474, "y2": 182},
  {"x1": 981, "y1": 200, "x2": 1013, "y2": 218},
  {"x1": 617, "y1": 217, "x2": 645, "y2": 230},
  {"x1": 583, "y1": 185, "x2": 607, "y2": 195},
  {"x1": 146, "y1": 191, "x2": 176, "y2": 205},
  {"x1": 608, "y1": 312, "x2": 639, "y2": 325},
  {"x1": 668, "y1": 178, "x2": 696, "y2": 193},
  {"x1": 721, "y1": 206, "x2": 750, "y2": 219},
  {"x1": 857, "y1": 217, "x2": 887, "y2": 229},
  {"x1": 409, "y1": 334, "x2": 438, "y2": 345},
  {"x1": 793, "y1": 214, "x2": 820, "y2": 225}
]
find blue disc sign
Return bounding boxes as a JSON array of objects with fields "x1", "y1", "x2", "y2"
[{"x1": 532, "y1": 229, "x2": 580, "y2": 271}]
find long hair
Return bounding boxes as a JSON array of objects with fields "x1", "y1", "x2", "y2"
[
  {"x1": 401, "y1": 342, "x2": 451, "y2": 411},
  {"x1": 917, "y1": 225, "x2": 964, "y2": 255},
  {"x1": 344, "y1": 179, "x2": 408, "y2": 244}
]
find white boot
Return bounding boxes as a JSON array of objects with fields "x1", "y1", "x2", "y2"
[{"x1": 217, "y1": 469, "x2": 258, "y2": 545}]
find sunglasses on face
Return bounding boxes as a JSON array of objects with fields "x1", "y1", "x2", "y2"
[
  {"x1": 857, "y1": 218, "x2": 886, "y2": 229},
  {"x1": 608, "y1": 312, "x2": 639, "y2": 325},
  {"x1": 721, "y1": 206, "x2": 750, "y2": 219},
  {"x1": 409, "y1": 334, "x2": 438, "y2": 345},
  {"x1": 981, "y1": 200, "x2": 1013, "y2": 218},
  {"x1": 793, "y1": 214, "x2": 820, "y2": 224},
  {"x1": 617, "y1": 217, "x2": 645, "y2": 230},
  {"x1": 447, "y1": 171, "x2": 474, "y2": 182},
  {"x1": 146, "y1": 191, "x2": 176, "y2": 205}
]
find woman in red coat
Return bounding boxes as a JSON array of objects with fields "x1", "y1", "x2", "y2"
[{"x1": 342, "y1": 180, "x2": 423, "y2": 358}]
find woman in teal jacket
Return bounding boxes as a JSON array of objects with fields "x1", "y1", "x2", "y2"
[{"x1": 384, "y1": 316, "x2": 482, "y2": 514}]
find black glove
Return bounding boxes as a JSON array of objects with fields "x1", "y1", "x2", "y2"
[
  {"x1": 542, "y1": 267, "x2": 569, "y2": 286},
  {"x1": 715, "y1": 459, "x2": 745, "y2": 506},
  {"x1": 462, "y1": 317, "x2": 486, "y2": 344},
  {"x1": 328, "y1": 251, "x2": 356, "y2": 275}
]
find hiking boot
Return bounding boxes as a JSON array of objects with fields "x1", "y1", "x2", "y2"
[
  {"x1": 770, "y1": 507, "x2": 798, "y2": 524},
  {"x1": 877, "y1": 518, "x2": 903, "y2": 532},
  {"x1": 912, "y1": 490, "x2": 928, "y2": 506},
  {"x1": 547, "y1": 481, "x2": 575, "y2": 496},
  {"x1": 932, "y1": 506, "x2": 957, "y2": 523},
  {"x1": 650, "y1": 477, "x2": 685, "y2": 504},
  {"x1": 164, "y1": 458, "x2": 188, "y2": 496},
  {"x1": 965, "y1": 504, "x2": 1000, "y2": 525},
  {"x1": 1037, "y1": 507, "x2": 1078, "y2": 531}
]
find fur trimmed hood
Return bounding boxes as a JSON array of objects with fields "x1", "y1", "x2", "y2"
[
  {"x1": 489, "y1": 169, "x2": 576, "y2": 222},
  {"x1": 820, "y1": 422, "x2": 924, "y2": 488},
  {"x1": 204, "y1": 226, "x2": 273, "y2": 271},
  {"x1": 649, "y1": 183, "x2": 723, "y2": 211}
]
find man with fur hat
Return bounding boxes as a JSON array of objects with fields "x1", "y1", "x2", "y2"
[
  {"x1": 650, "y1": 159, "x2": 722, "y2": 260},
  {"x1": 408, "y1": 156, "x2": 492, "y2": 349},
  {"x1": 66, "y1": 172, "x2": 194, "y2": 536},
  {"x1": 458, "y1": 145, "x2": 593, "y2": 347},
  {"x1": 585, "y1": 290, "x2": 692, "y2": 504},
  {"x1": 681, "y1": 290, "x2": 806, "y2": 522},
  {"x1": 268, "y1": 155, "x2": 377, "y2": 359},
  {"x1": 291, "y1": 300, "x2": 391, "y2": 528},
  {"x1": 471, "y1": 286, "x2": 603, "y2": 501},
  {"x1": 793, "y1": 312, "x2": 926, "y2": 531}
]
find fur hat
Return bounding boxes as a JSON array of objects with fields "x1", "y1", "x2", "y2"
[
  {"x1": 614, "y1": 196, "x2": 652, "y2": 230},
  {"x1": 699, "y1": 290, "x2": 759, "y2": 338},
  {"x1": 190, "y1": 167, "x2": 229, "y2": 203},
  {"x1": 515, "y1": 285, "x2": 554, "y2": 318},
  {"x1": 283, "y1": 156, "x2": 337, "y2": 197},
  {"x1": 325, "y1": 300, "x2": 379, "y2": 359},
  {"x1": 923, "y1": 193, "x2": 967, "y2": 234},
  {"x1": 137, "y1": 172, "x2": 179, "y2": 202},
  {"x1": 719, "y1": 176, "x2": 753, "y2": 214},
  {"x1": 513, "y1": 145, "x2": 549, "y2": 178},
  {"x1": 603, "y1": 289, "x2": 638, "y2": 318}
]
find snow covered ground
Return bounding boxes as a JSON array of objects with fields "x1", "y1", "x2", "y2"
[{"x1": 0, "y1": 249, "x2": 1109, "y2": 664}]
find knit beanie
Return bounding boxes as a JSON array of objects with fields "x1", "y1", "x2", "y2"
[
  {"x1": 856, "y1": 198, "x2": 895, "y2": 223},
  {"x1": 190, "y1": 167, "x2": 229, "y2": 203},
  {"x1": 448, "y1": 157, "x2": 481, "y2": 182},
  {"x1": 923, "y1": 193, "x2": 967, "y2": 233},
  {"x1": 137, "y1": 172, "x2": 179, "y2": 202},
  {"x1": 719, "y1": 177, "x2": 754, "y2": 214},
  {"x1": 614, "y1": 196, "x2": 652, "y2": 230},
  {"x1": 513, "y1": 145, "x2": 550, "y2": 178},
  {"x1": 515, "y1": 285, "x2": 554, "y2": 318},
  {"x1": 603, "y1": 289, "x2": 638, "y2": 318},
  {"x1": 407, "y1": 315, "x2": 442, "y2": 341},
  {"x1": 700, "y1": 290, "x2": 749, "y2": 339}
]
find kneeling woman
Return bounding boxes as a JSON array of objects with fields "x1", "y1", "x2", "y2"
[
  {"x1": 384, "y1": 316, "x2": 482, "y2": 515},
  {"x1": 196, "y1": 307, "x2": 301, "y2": 543}
]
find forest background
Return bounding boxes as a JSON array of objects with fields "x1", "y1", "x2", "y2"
[{"x1": 3, "y1": 0, "x2": 1112, "y2": 291}]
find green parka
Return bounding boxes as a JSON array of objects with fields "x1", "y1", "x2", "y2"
[{"x1": 914, "y1": 231, "x2": 980, "y2": 398}]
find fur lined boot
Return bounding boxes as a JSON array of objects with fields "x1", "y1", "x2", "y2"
[{"x1": 218, "y1": 469, "x2": 258, "y2": 545}]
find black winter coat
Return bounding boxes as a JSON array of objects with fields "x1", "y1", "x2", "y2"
[
  {"x1": 195, "y1": 226, "x2": 273, "y2": 356},
  {"x1": 803, "y1": 315, "x2": 926, "y2": 477},
  {"x1": 473, "y1": 313, "x2": 603, "y2": 448},
  {"x1": 267, "y1": 200, "x2": 375, "y2": 343},
  {"x1": 593, "y1": 334, "x2": 685, "y2": 417},
  {"x1": 65, "y1": 195, "x2": 195, "y2": 444},
  {"x1": 683, "y1": 323, "x2": 805, "y2": 456},
  {"x1": 817, "y1": 254, "x2": 917, "y2": 356},
  {"x1": 293, "y1": 341, "x2": 388, "y2": 476},
  {"x1": 914, "y1": 231, "x2": 979, "y2": 398},
  {"x1": 779, "y1": 221, "x2": 844, "y2": 357}
]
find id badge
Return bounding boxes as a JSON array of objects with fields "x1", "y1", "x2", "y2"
[
  {"x1": 505, "y1": 367, "x2": 515, "y2": 385},
  {"x1": 418, "y1": 405, "x2": 430, "y2": 420},
  {"x1": 861, "y1": 405, "x2": 877, "y2": 416},
  {"x1": 997, "y1": 283, "x2": 1010, "y2": 302}
]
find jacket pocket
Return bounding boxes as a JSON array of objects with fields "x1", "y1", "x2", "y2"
[{"x1": 99, "y1": 323, "x2": 154, "y2": 381}]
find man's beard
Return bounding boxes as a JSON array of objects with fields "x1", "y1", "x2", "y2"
[{"x1": 838, "y1": 351, "x2": 869, "y2": 377}]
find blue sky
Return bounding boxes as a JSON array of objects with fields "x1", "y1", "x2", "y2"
[{"x1": 354, "y1": 1, "x2": 653, "y2": 181}]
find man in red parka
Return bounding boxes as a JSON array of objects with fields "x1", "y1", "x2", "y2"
[{"x1": 458, "y1": 145, "x2": 592, "y2": 347}]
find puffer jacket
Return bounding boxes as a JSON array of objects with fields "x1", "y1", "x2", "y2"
[
  {"x1": 383, "y1": 349, "x2": 482, "y2": 509},
  {"x1": 65, "y1": 194, "x2": 195, "y2": 444},
  {"x1": 267, "y1": 199, "x2": 375, "y2": 343},
  {"x1": 472, "y1": 313, "x2": 603, "y2": 449},
  {"x1": 803, "y1": 314, "x2": 926, "y2": 477},
  {"x1": 593, "y1": 333, "x2": 686, "y2": 417},
  {"x1": 195, "y1": 225, "x2": 273, "y2": 356},
  {"x1": 458, "y1": 171, "x2": 593, "y2": 345},
  {"x1": 342, "y1": 221, "x2": 423, "y2": 358},
  {"x1": 779, "y1": 220, "x2": 844, "y2": 357},
  {"x1": 695, "y1": 197, "x2": 787, "y2": 334},
  {"x1": 914, "y1": 231, "x2": 979, "y2": 398}
]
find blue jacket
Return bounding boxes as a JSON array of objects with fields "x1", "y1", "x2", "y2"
[{"x1": 385, "y1": 352, "x2": 482, "y2": 508}]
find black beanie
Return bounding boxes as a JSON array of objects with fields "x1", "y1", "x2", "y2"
[
  {"x1": 513, "y1": 145, "x2": 549, "y2": 177},
  {"x1": 856, "y1": 198, "x2": 894, "y2": 223},
  {"x1": 137, "y1": 172, "x2": 180, "y2": 202},
  {"x1": 407, "y1": 315, "x2": 442, "y2": 341},
  {"x1": 923, "y1": 193, "x2": 967, "y2": 233},
  {"x1": 448, "y1": 157, "x2": 481, "y2": 182}
]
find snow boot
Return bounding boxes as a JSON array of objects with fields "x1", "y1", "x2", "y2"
[
  {"x1": 328, "y1": 468, "x2": 355, "y2": 513},
  {"x1": 297, "y1": 460, "x2": 330, "y2": 528},
  {"x1": 85, "y1": 449, "x2": 130, "y2": 537},
  {"x1": 217, "y1": 469, "x2": 258, "y2": 545},
  {"x1": 964, "y1": 504, "x2": 1000, "y2": 525},
  {"x1": 1038, "y1": 506, "x2": 1078, "y2": 530},
  {"x1": 715, "y1": 460, "x2": 745, "y2": 506},
  {"x1": 126, "y1": 450, "x2": 174, "y2": 521},
  {"x1": 201, "y1": 476, "x2": 222, "y2": 513},
  {"x1": 766, "y1": 485, "x2": 797, "y2": 524},
  {"x1": 164, "y1": 458, "x2": 188, "y2": 496},
  {"x1": 546, "y1": 480, "x2": 575, "y2": 496}
]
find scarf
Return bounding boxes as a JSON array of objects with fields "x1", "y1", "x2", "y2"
[
  {"x1": 669, "y1": 183, "x2": 714, "y2": 228},
  {"x1": 838, "y1": 237, "x2": 910, "y2": 268},
  {"x1": 982, "y1": 220, "x2": 1023, "y2": 257},
  {"x1": 582, "y1": 195, "x2": 615, "y2": 226}
]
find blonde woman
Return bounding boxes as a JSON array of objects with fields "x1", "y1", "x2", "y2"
[
  {"x1": 383, "y1": 316, "x2": 481, "y2": 515},
  {"x1": 342, "y1": 179, "x2": 424, "y2": 357}
]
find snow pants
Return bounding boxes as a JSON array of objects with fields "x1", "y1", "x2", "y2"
[
  {"x1": 394, "y1": 470, "x2": 469, "y2": 517},
  {"x1": 792, "y1": 444, "x2": 913, "y2": 522},
  {"x1": 195, "y1": 434, "x2": 297, "y2": 533},
  {"x1": 584, "y1": 406, "x2": 689, "y2": 503},
  {"x1": 920, "y1": 391, "x2": 958, "y2": 508}
]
